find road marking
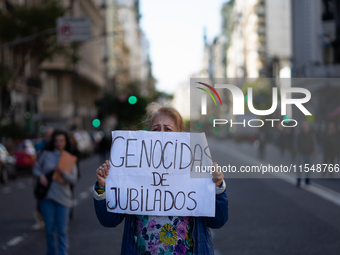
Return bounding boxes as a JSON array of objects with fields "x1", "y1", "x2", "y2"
[
  {"x1": 2, "y1": 187, "x2": 12, "y2": 194},
  {"x1": 304, "y1": 183, "x2": 340, "y2": 207},
  {"x1": 214, "y1": 250, "x2": 222, "y2": 255},
  {"x1": 32, "y1": 223, "x2": 43, "y2": 230},
  {"x1": 7, "y1": 236, "x2": 24, "y2": 246},
  {"x1": 211, "y1": 228, "x2": 222, "y2": 255},
  {"x1": 79, "y1": 191, "x2": 89, "y2": 200},
  {"x1": 73, "y1": 199, "x2": 79, "y2": 207},
  {"x1": 16, "y1": 182, "x2": 26, "y2": 189},
  {"x1": 213, "y1": 140, "x2": 340, "y2": 207},
  {"x1": 210, "y1": 229, "x2": 215, "y2": 238}
]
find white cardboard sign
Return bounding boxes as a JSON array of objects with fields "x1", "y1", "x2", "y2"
[{"x1": 105, "y1": 131, "x2": 215, "y2": 216}]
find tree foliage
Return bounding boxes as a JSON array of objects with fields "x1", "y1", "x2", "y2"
[
  {"x1": 95, "y1": 93, "x2": 148, "y2": 130},
  {"x1": 0, "y1": 0, "x2": 72, "y2": 65},
  {"x1": 0, "y1": 63, "x2": 11, "y2": 88},
  {"x1": 95, "y1": 82, "x2": 155, "y2": 130},
  {"x1": 242, "y1": 78, "x2": 273, "y2": 115},
  {"x1": 0, "y1": 1, "x2": 64, "y2": 40}
]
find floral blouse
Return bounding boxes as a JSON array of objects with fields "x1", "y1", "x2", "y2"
[{"x1": 135, "y1": 215, "x2": 194, "y2": 255}]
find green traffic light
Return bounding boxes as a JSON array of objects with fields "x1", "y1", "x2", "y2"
[
  {"x1": 283, "y1": 115, "x2": 290, "y2": 123},
  {"x1": 128, "y1": 96, "x2": 137, "y2": 104},
  {"x1": 92, "y1": 119, "x2": 101, "y2": 128}
]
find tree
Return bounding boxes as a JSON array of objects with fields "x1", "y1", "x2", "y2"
[
  {"x1": 0, "y1": 0, "x2": 85, "y2": 85},
  {"x1": 0, "y1": 0, "x2": 79, "y2": 137},
  {"x1": 242, "y1": 78, "x2": 275, "y2": 118},
  {"x1": 0, "y1": 0, "x2": 68, "y2": 65},
  {"x1": 95, "y1": 81, "x2": 155, "y2": 130}
]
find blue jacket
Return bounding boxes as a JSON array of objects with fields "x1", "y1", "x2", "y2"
[{"x1": 94, "y1": 189, "x2": 228, "y2": 254}]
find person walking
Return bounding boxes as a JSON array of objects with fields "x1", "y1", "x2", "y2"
[
  {"x1": 33, "y1": 127, "x2": 54, "y2": 228},
  {"x1": 322, "y1": 122, "x2": 338, "y2": 177},
  {"x1": 33, "y1": 130, "x2": 78, "y2": 255},
  {"x1": 296, "y1": 122, "x2": 316, "y2": 187}
]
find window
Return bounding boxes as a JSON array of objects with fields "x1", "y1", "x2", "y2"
[
  {"x1": 42, "y1": 75, "x2": 58, "y2": 98},
  {"x1": 322, "y1": 0, "x2": 334, "y2": 21}
]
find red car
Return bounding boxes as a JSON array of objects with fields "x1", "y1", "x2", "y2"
[{"x1": 9, "y1": 140, "x2": 37, "y2": 172}]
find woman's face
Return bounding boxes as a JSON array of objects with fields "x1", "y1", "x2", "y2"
[
  {"x1": 151, "y1": 114, "x2": 178, "y2": 132},
  {"x1": 54, "y1": 134, "x2": 67, "y2": 151}
]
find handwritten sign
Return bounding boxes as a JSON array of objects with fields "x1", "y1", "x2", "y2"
[{"x1": 106, "y1": 131, "x2": 215, "y2": 216}]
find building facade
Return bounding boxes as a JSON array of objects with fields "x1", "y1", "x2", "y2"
[
  {"x1": 0, "y1": 0, "x2": 105, "y2": 133},
  {"x1": 291, "y1": 0, "x2": 340, "y2": 124},
  {"x1": 40, "y1": 0, "x2": 105, "y2": 130},
  {"x1": 225, "y1": 0, "x2": 291, "y2": 79},
  {"x1": 0, "y1": 0, "x2": 155, "y2": 136}
]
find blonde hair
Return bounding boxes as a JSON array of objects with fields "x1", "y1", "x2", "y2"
[{"x1": 144, "y1": 102, "x2": 185, "y2": 132}]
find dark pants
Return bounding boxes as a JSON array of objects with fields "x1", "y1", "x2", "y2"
[{"x1": 297, "y1": 154, "x2": 312, "y2": 186}]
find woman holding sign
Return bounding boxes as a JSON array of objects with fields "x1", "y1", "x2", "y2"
[
  {"x1": 33, "y1": 130, "x2": 78, "y2": 255},
  {"x1": 93, "y1": 103, "x2": 228, "y2": 255}
]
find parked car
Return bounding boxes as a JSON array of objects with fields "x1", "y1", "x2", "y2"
[
  {"x1": 8, "y1": 140, "x2": 37, "y2": 172},
  {"x1": 91, "y1": 131, "x2": 105, "y2": 153},
  {"x1": 0, "y1": 143, "x2": 17, "y2": 184},
  {"x1": 71, "y1": 130, "x2": 94, "y2": 158}
]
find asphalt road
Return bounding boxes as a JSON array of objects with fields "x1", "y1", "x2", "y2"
[{"x1": 0, "y1": 139, "x2": 339, "y2": 255}]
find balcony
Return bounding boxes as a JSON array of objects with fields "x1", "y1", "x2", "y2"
[
  {"x1": 257, "y1": 26, "x2": 266, "y2": 35},
  {"x1": 256, "y1": 5, "x2": 265, "y2": 17},
  {"x1": 305, "y1": 65, "x2": 340, "y2": 78}
]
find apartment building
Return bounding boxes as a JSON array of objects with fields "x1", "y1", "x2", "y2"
[
  {"x1": 225, "y1": 0, "x2": 291, "y2": 79},
  {"x1": 0, "y1": 0, "x2": 105, "y2": 132},
  {"x1": 291, "y1": 0, "x2": 340, "y2": 124}
]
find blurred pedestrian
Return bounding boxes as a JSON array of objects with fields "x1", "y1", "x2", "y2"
[
  {"x1": 33, "y1": 130, "x2": 78, "y2": 255},
  {"x1": 98, "y1": 132, "x2": 111, "y2": 162},
  {"x1": 276, "y1": 127, "x2": 287, "y2": 156},
  {"x1": 35, "y1": 127, "x2": 54, "y2": 157},
  {"x1": 258, "y1": 127, "x2": 267, "y2": 160},
  {"x1": 93, "y1": 103, "x2": 228, "y2": 254},
  {"x1": 322, "y1": 122, "x2": 338, "y2": 177},
  {"x1": 296, "y1": 122, "x2": 316, "y2": 187},
  {"x1": 33, "y1": 127, "x2": 53, "y2": 229},
  {"x1": 286, "y1": 128, "x2": 296, "y2": 162},
  {"x1": 68, "y1": 133, "x2": 81, "y2": 221},
  {"x1": 337, "y1": 123, "x2": 340, "y2": 163}
]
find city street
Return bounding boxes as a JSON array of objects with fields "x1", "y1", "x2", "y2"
[
  {"x1": 1, "y1": 139, "x2": 340, "y2": 255},
  {"x1": 1, "y1": 1, "x2": 340, "y2": 254}
]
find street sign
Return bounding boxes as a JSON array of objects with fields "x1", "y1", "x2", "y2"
[{"x1": 57, "y1": 17, "x2": 91, "y2": 42}]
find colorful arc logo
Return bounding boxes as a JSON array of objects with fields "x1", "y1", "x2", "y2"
[
  {"x1": 196, "y1": 82, "x2": 222, "y2": 116},
  {"x1": 196, "y1": 82, "x2": 222, "y2": 106}
]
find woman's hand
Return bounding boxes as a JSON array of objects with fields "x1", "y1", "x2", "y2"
[
  {"x1": 39, "y1": 174, "x2": 48, "y2": 187},
  {"x1": 95, "y1": 160, "x2": 110, "y2": 187},
  {"x1": 54, "y1": 165, "x2": 62, "y2": 173},
  {"x1": 212, "y1": 162, "x2": 224, "y2": 187}
]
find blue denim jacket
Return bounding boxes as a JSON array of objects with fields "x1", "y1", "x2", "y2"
[{"x1": 94, "y1": 189, "x2": 228, "y2": 254}]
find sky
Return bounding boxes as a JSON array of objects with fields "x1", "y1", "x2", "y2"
[{"x1": 139, "y1": 0, "x2": 227, "y2": 95}]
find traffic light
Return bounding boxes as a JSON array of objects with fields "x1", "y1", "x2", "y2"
[
  {"x1": 128, "y1": 96, "x2": 137, "y2": 105},
  {"x1": 92, "y1": 118, "x2": 101, "y2": 128}
]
